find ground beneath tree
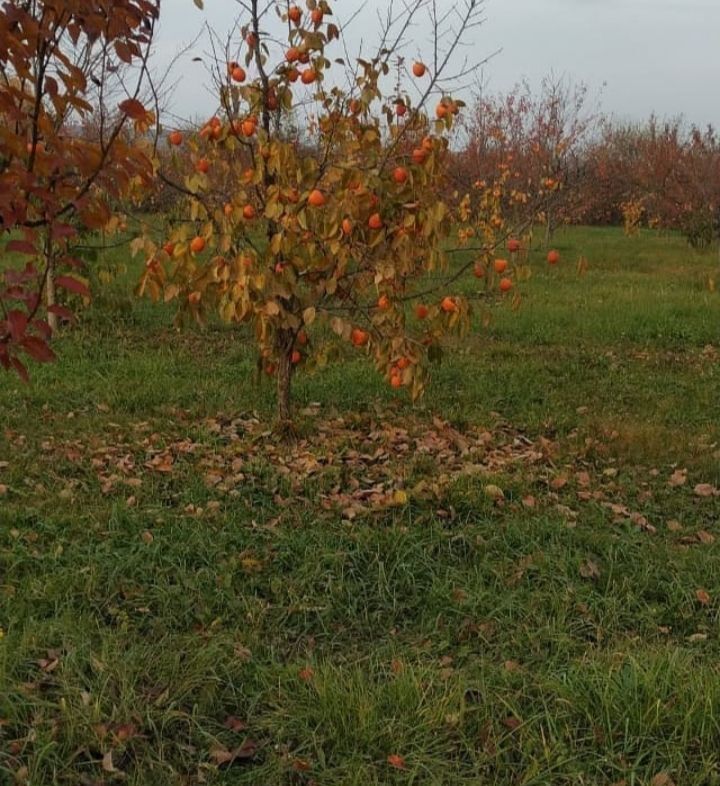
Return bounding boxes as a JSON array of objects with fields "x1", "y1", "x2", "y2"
[{"x1": 2, "y1": 225, "x2": 720, "y2": 785}]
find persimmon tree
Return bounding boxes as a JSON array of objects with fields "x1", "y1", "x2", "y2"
[
  {"x1": 586, "y1": 118, "x2": 720, "y2": 249},
  {"x1": 138, "y1": 0, "x2": 535, "y2": 423},
  {"x1": 457, "y1": 77, "x2": 597, "y2": 245},
  {"x1": 0, "y1": 0, "x2": 159, "y2": 379}
]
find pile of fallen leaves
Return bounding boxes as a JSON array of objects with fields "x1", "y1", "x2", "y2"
[{"x1": 3, "y1": 407, "x2": 718, "y2": 529}]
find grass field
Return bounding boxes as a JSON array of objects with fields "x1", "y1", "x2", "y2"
[{"x1": 1, "y1": 225, "x2": 720, "y2": 785}]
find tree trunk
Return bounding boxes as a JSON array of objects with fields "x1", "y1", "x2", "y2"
[
  {"x1": 46, "y1": 255, "x2": 58, "y2": 333},
  {"x1": 544, "y1": 211, "x2": 553, "y2": 249},
  {"x1": 275, "y1": 329, "x2": 294, "y2": 425},
  {"x1": 276, "y1": 354, "x2": 292, "y2": 423}
]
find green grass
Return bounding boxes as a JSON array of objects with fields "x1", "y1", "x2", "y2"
[{"x1": 1, "y1": 226, "x2": 720, "y2": 785}]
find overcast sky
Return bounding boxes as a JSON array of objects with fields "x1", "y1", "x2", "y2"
[{"x1": 155, "y1": 0, "x2": 720, "y2": 129}]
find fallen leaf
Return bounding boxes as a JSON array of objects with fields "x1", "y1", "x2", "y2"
[
  {"x1": 579, "y1": 559, "x2": 601, "y2": 580},
  {"x1": 113, "y1": 723, "x2": 138, "y2": 742},
  {"x1": 484, "y1": 484, "x2": 504, "y2": 501},
  {"x1": 102, "y1": 751, "x2": 116, "y2": 773},
  {"x1": 694, "y1": 483, "x2": 717, "y2": 498},
  {"x1": 387, "y1": 754, "x2": 406, "y2": 770},
  {"x1": 210, "y1": 746, "x2": 237, "y2": 766},
  {"x1": 576, "y1": 471, "x2": 591, "y2": 487},
  {"x1": 478, "y1": 719, "x2": 496, "y2": 754},
  {"x1": 209, "y1": 739, "x2": 258, "y2": 767},
  {"x1": 223, "y1": 716, "x2": 247, "y2": 733},
  {"x1": 392, "y1": 489, "x2": 408, "y2": 505},
  {"x1": 696, "y1": 530, "x2": 715, "y2": 545},
  {"x1": 233, "y1": 644, "x2": 252, "y2": 662},
  {"x1": 667, "y1": 469, "x2": 687, "y2": 487},
  {"x1": 37, "y1": 653, "x2": 59, "y2": 673},
  {"x1": 298, "y1": 666, "x2": 315, "y2": 683},
  {"x1": 695, "y1": 589, "x2": 711, "y2": 606},
  {"x1": 650, "y1": 773, "x2": 676, "y2": 786}
]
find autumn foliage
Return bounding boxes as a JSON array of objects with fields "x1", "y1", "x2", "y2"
[
  {"x1": 455, "y1": 79, "x2": 720, "y2": 247},
  {"x1": 0, "y1": 0, "x2": 158, "y2": 378},
  {"x1": 136, "y1": 0, "x2": 529, "y2": 421},
  {"x1": 5, "y1": 1, "x2": 714, "y2": 414}
]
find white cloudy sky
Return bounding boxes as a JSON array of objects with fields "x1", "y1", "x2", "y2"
[{"x1": 154, "y1": 0, "x2": 720, "y2": 128}]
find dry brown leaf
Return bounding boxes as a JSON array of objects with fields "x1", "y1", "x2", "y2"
[
  {"x1": 387, "y1": 754, "x2": 406, "y2": 770},
  {"x1": 650, "y1": 773, "x2": 676, "y2": 786},
  {"x1": 667, "y1": 469, "x2": 687, "y2": 487},
  {"x1": 101, "y1": 751, "x2": 116, "y2": 773},
  {"x1": 112, "y1": 723, "x2": 138, "y2": 742},
  {"x1": 298, "y1": 666, "x2": 315, "y2": 683},
  {"x1": 223, "y1": 716, "x2": 247, "y2": 733},
  {"x1": 37, "y1": 653, "x2": 59, "y2": 673},
  {"x1": 478, "y1": 719, "x2": 496, "y2": 754},
  {"x1": 694, "y1": 483, "x2": 718, "y2": 498},
  {"x1": 209, "y1": 739, "x2": 258, "y2": 767},
  {"x1": 696, "y1": 530, "x2": 715, "y2": 545},
  {"x1": 209, "y1": 746, "x2": 236, "y2": 766},
  {"x1": 695, "y1": 589, "x2": 711, "y2": 606},
  {"x1": 579, "y1": 559, "x2": 601, "y2": 580}
]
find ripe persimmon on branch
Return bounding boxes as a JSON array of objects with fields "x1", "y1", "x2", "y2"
[
  {"x1": 0, "y1": 0, "x2": 159, "y2": 379},
  {"x1": 137, "y1": 0, "x2": 542, "y2": 424}
]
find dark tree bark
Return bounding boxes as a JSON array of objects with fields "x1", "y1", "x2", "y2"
[{"x1": 275, "y1": 328, "x2": 294, "y2": 424}]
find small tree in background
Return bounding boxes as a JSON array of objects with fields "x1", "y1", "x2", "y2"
[
  {"x1": 0, "y1": 0, "x2": 159, "y2": 379},
  {"x1": 138, "y1": 0, "x2": 540, "y2": 424},
  {"x1": 458, "y1": 76, "x2": 597, "y2": 245}
]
